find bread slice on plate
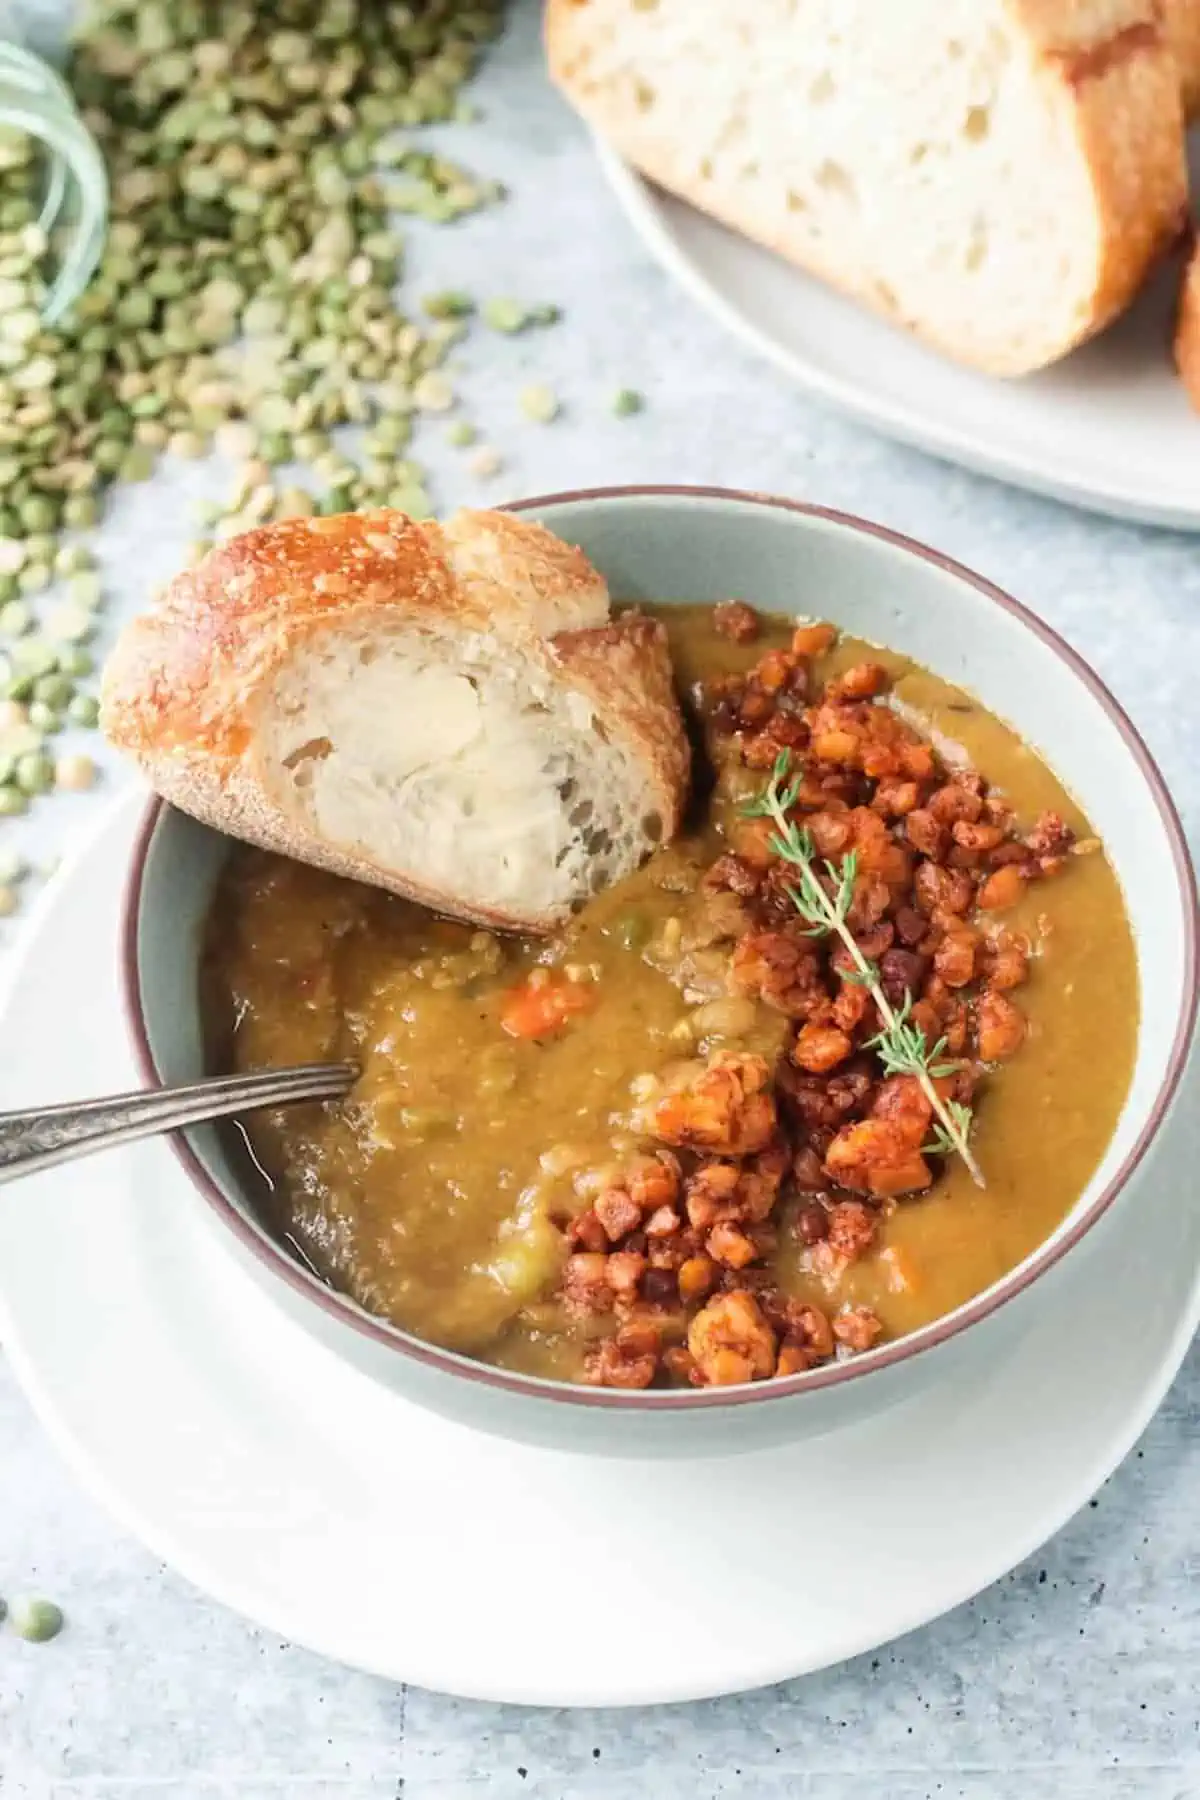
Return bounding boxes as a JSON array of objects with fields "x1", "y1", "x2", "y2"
[
  {"x1": 1173, "y1": 232, "x2": 1200, "y2": 410},
  {"x1": 1165, "y1": 0, "x2": 1200, "y2": 113},
  {"x1": 101, "y1": 509, "x2": 691, "y2": 933},
  {"x1": 547, "y1": 0, "x2": 1187, "y2": 377}
]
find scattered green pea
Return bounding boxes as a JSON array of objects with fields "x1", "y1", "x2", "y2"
[
  {"x1": 0, "y1": 600, "x2": 31, "y2": 636},
  {"x1": 26, "y1": 701, "x2": 61, "y2": 734},
  {"x1": 215, "y1": 421, "x2": 258, "y2": 462},
  {"x1": 53, "y1": 544, "x2": 94, "y2": 578},
  {"x1": 134, "y1": 419, "x2": 169, "y2": 450},
  {"x1": 7, "y1": 1597, "x2": 63, "y2": 1643},
  {"x1": 92, "y1": 440, "x2": 125, "y2": 476},
  {"x1": 168, "y1": 430, "x2": 206, "y2": 460},
  {"x1": 0, "y1": 847, "x2": 27, "y2": 884},
  {"x1": 468, "y1": 445, "x2": 503, "y2": 479},
  {"x1": 55, "y1": 646, "x2": 94, "y2": 679},
  {"x1": 46, "y1": 605, "x2": 93, "y2": 644},
  {"x1": 519, "y1": 384, "x2": 560, "y2": 424},
  {"x1": 293, "y1": 431, "x2": 331, "y2": 463},
  {"x1": 1, "y1": 307, "x2": 39, "y2": 347},
  {"x1": 423, "y1": 291, "x2": 475, "y2": 319},
  {"x1": 388, "y1": 485, "x2": 432, "y2": 520},
  {"x1": 67, "y1": 572, "x2": 103, "y2": 610},
  {"x1": 16, "y1": 562, "x2": 49, "y2": 594},
  {"x1": 0, "y1": 717, "x2": 41, "y2": 757},
  {"x1": 62, "y1": 496, "x2": 98, "y2": 530},
  {"x1": 275, "y1": 487, "x2": 315, "y2": 518},
  {"x1": 55, "y1": 753, "x2": 96, "y2": 792},
  {"x1": 14, "y1": 751, "x2": 52, "y2": 795},
  {"x1": 258, "y1": 432, "x2": 293, "y2": 466},
  {"x1": 119, "y1": 446, "x2": 155, "y2": 483},
  {"x1": 11, "y1": 639, "x2": 57, "y2": 680},
  {"x1": 239, "y1": 458, "x2": 272, "y2": 491},
  {"x1": 368, "y1": 417, "x2": 412, "y2": 455},
  {"x1": 18, "y1": 495, "x2": 56, "y2": 534},
  {"x1": 32, "y1": 673, "x2": 73, "y2": 709},
  {"x1": 66, "y1": 693, "x2": 99, "y2": 728},
  {"x1": 610, "y1": 910, "x2": 651, "y2": 951},
  {"x1": 253, "y1": 394, "x2": 293, "y2": 434},
  {"x1": 413, "y1": 372, "x2": 455, "y2": 413},
  {"x1": 445, "y1": 419, "x2": 477, "y2": 448},
  {"x1": 613, "y1": 388, "x2": 645, "y2": 417},
  {"x1": 481, "y1": 297, "x2": 529, "y2": 334}
]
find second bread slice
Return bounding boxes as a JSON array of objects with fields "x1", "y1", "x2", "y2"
[{"x1": 548, "y1": 0, "x2": 1187, "y2": 377}]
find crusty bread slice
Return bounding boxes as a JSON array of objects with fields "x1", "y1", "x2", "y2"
[
  {"x1": 1164, "y1": 0, "x2": 1200, "y2": 114},
  {"x1": 101, "y1": 509, "x2": 691, "y2": 933},
  {"x1": 1173, "y1": 232, "x2": 1200, "y2": 410},
  {"x1": 547, "y1": 0, "x2": 1187, "y2": 377}
]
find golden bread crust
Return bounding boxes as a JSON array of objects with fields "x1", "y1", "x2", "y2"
[
  {"x1": 1173, "y1": 231, "x2": 1200, "y2": 410},
  {"x1": 102, "y1": 508, "x2": 691, "y2": 933},
  {"x1": 1162, "y1": 0, "x2": 1200, "y2": 112}
]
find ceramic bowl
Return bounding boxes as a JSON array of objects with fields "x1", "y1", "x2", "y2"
[{"x1": 122, "y1": 486, "x2": 1198, "y2": 1457}]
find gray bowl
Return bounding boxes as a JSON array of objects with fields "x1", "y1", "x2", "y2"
[{"x1": 122, "y1": 486, "x2": 1198, "y2": 1457}]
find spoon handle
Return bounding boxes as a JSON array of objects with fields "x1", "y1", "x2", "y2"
[{"x1": 0, "y1": 1063, "x2": 357, "y2": 1186}]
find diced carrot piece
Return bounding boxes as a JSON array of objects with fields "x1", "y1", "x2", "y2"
[
  {"x1": 791, "y1": 621, "x2": 837, "y2": 658},
  {"x1": 500, "y1": 978, "x2": 596, "y2": 1039},
  {"x1": 977, "y1": 864, "x2": 1026, "y2": 912},
  {"x1": 734, "y1": 818, "x2": 777, "y2": 868}
]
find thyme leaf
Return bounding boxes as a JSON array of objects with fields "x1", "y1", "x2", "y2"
[
  {"x1": 924, "y1": 1101, "x2": 976, "y2": 1159},
  {"x1": 740, "y1": 752, "x2": 984, "y2": 1187}
]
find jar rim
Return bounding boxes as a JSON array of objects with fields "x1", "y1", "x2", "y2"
[{"x1": 0, "y1": 41, "x2": 108, "y2": 323}]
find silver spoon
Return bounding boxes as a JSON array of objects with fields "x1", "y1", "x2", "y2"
[{"x1": 0, "y1": 1062, "x2": 358, "y2": 1186}]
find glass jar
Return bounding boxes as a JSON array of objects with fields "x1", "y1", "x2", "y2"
[{"x1": 0, "y1": 29, "x2": 107, "y2": 324}]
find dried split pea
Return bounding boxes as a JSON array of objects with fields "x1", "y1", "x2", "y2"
[{"x1": 54, "y1": 753, "x2": 96, "y2": 793}]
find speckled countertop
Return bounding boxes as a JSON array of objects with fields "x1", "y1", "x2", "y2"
[{"x1": 4, "y1": 4, "x2": 1200, "y2": 1796}]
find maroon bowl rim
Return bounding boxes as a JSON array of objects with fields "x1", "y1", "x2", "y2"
[{"x1": 120, "y1": 484, "x2": 1200, "y2": 1412}]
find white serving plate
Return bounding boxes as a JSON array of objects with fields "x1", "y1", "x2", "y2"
[
  {"x1": 597, "y1": 144, "x2": 1200, "y2": 530},
  {"x1": 1, "y1": 793, "x2": 1199, "y2": 1705}
]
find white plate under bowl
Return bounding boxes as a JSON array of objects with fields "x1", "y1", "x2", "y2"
[
  {"x1": 1, "y1": 793, "x2": 1199, "y2": 1704},
  {"x1": 597, "y1": 145, "x2": 1200, "y2": 530}
]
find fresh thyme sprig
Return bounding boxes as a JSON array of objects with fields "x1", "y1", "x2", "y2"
[
  {"x1": 923, "y1": 1101, "x2": 976, "y2": 1160},
  {"x1": 868, "y1": 994, "x2": 962, "y2": 1082},
  {"x1": 740, "y1": 752, "x2": 985, "y2": 1188},
  {"x1": 743, "y1": 767, "x2": 858, "y2": 938}
]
